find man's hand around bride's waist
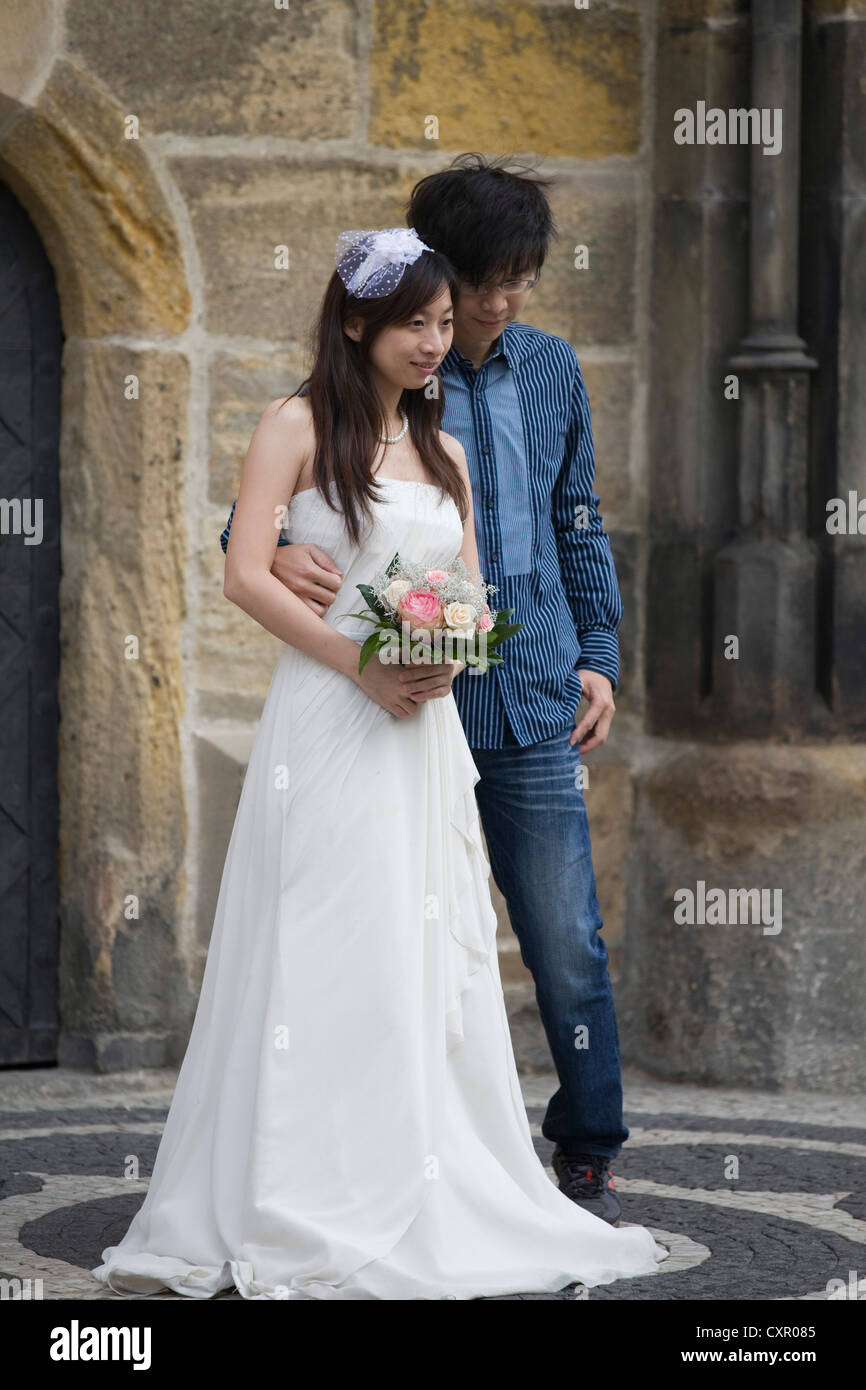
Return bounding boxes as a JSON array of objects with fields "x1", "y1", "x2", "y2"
[{"x1": 271, "y1": 542, "x2": 342, "y2": 616}]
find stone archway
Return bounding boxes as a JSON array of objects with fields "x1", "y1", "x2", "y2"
[{"x1": 0, "y1": 48, "x2": 195, "y2": 1069}]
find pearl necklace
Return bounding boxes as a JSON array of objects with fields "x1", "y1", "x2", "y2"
[{"x1": 379, "y1": 410, "x2": 409, "y2": 444}]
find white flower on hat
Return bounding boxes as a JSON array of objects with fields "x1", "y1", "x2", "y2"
[{"x1": 335, "y1": 227, "x2": 434, "y2": 299}]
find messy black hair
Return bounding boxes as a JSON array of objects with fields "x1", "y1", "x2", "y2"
[{"x1": 406, "y1": 153, "x2": 556, "y2": 285}]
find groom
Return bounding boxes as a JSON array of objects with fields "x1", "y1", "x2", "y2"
[{"x1": 221, "y1": 155, "x2": 626, "y2": 1225}]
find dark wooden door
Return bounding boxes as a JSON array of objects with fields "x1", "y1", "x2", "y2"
[{"x1": 0, "y1": 184, "x2": 62, "y2": 1065}]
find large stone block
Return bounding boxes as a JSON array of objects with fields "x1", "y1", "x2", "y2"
[
  {"x1": 65, "y1": 0, "x2": 359, "y2": 139},
  {"x1": 370, "y1": 0, "x2": 642, "y2": 158},
  {"x1": 620, "y1": 744, "x2": 866, "y2": 1091},
  {"x1": 169, "y1": 157, "x2": 426, "y2": 338},
  {"x1": 522, "y1": 183, "x2": 637, "y2": 347},
  {"x1": 208, "y1": 350, "x2": 310, "y2": 503}
]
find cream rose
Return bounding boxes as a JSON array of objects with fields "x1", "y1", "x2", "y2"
[
  {"x1": 443, "y1": 602, "x2": 478, "y2": 633},
  {"x1": 383, "y1": 579, "x2": 411, "y2": 609}
]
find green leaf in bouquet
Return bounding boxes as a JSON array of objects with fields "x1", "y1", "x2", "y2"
[
  {"x1": 356, "y1": 583, "x2": 390, "y2": 620},
  {"x1": 358, "y1": 628, "x2": 392, "y2": 674},
  {"x1": 462, "y1": 650, "x2": 502, "y2": 673},
  {"x1": 344, "y1": 610, "x2": 385, "y2": 626},
  {"x1": 486, "y1": 621, "x2": 523, "y2": 648}
]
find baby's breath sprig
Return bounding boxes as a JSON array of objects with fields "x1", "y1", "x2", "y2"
[{"x1": 371, "y1": 552, "x2": 497, "y2": 619}]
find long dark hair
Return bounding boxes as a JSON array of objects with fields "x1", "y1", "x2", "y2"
[{"x1": 282, "y1": 248, "x2": 468, "y2": 546}]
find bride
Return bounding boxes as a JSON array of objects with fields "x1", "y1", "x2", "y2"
[{"x1": 92, "y1": 227, "x2": 669, "y2": 1300}]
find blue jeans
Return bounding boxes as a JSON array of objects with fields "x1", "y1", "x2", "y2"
[{"x1": 469, "y1": 720, "x2": 628, "y2": 1160}]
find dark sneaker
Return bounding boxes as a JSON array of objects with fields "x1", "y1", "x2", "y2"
[{"x1": 551, "y1": 1147, "x2": 622, "y2": 1226}]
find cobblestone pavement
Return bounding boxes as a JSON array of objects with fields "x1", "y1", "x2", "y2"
[{"x1": 1, "y1": 1064, "x2": 864, "y2": 1302}]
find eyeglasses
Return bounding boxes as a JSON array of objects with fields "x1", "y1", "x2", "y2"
[{"x1": 457, "y1": 275, "x2": 539, "y2": 296}]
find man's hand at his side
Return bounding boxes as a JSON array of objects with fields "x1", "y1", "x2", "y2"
[
  {"x1": 570, "y1": 669, "x2": 616, "y2": 752},
  {"x1": 270, "y1": 543, "x2": 342, "y2": 615}
]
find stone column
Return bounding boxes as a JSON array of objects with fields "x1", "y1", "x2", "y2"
[{"x1": 714, "y1": 0, "x2": 818, "y2": 737}]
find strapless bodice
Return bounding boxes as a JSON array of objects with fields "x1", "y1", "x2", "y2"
[{"x1": 280, "y1": 478, "x2": 465, "y2": 640}]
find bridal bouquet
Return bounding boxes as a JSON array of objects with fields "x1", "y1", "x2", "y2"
[{"x1": 347, "y1": 552, "x2": 522, "y2": 676}]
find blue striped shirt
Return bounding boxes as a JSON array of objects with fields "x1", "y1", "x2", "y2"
[{"x1": 219, "y1": 320, "x2": 623, "y2": 749}]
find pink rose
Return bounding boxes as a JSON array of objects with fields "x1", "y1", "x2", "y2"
[
  {"x1": 478, "y1": 612, "x2": 493, "y2": 632},
  {"x1": 397, "y1": 589, "x2": 444, "y2": 629},
  {"x1": 425, "y1": 569, "x2": 450, "y2": 584}
]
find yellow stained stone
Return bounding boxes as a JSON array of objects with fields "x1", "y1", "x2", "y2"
[{"x1": 370, "y1": 1, "x2": 641, "y2": 158}]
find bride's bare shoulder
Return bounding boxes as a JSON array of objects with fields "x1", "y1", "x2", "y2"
[
  {"x1": 242, "y1": 396, "x2": 315, "y2": 481},
  {"x1": 439, "y1": 430, "x2": 468, "y2": 474},
  {"x1": 261, "y1": 393, "x2": 314, "y2": 433}
]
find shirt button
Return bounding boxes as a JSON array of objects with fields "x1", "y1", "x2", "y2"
[
  {"x1": 491, "y1": 550, "x2": 499, "y2": 564},
  {"x1": 482, "y1": 446, "x2": 490, "y2": 455},
  {"x1": 486, "y1": 499, "x2": 494, "y2": 510}
]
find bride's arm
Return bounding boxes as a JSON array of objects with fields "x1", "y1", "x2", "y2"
[
  {"x1": 451, "y1": 443, "x2": 481, "y2": 579},
  {"x1": 222, "y1": 398, "x2": 360, "y2": 682}
]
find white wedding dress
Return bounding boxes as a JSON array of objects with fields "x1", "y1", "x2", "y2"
[{"x1": 93, "y1": 478, "x2": 669, "y2": 1300}]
